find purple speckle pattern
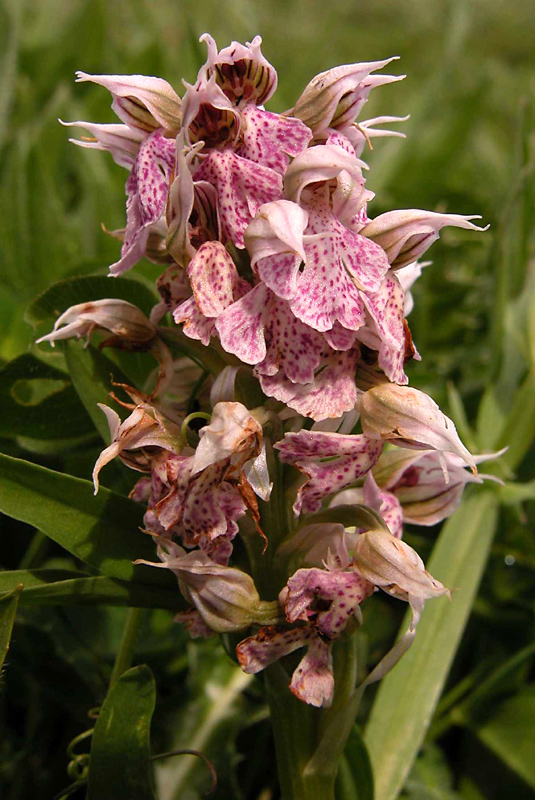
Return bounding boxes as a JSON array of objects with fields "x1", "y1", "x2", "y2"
[
  {"x1": 110, "y1": 130, "x2": 175, "y2": 276},
  {"x1": 360, "y1": 272, "x2": 408, "y2": 384},
  {"x1": 275, "y1": 429, "x2": 384, "y2": 514},
  {"x1": 284, "y1": 567, "x2": 374, "y2": 638},
  {"x1": 362, "y1": 472, "x2": 404, "y2": 539},
  {"x1": 238, "y1": 105, "x2": 312, "y2": 175},
  {"x1": 194, "y1": 149, "x2": 282, "y2": 248}
]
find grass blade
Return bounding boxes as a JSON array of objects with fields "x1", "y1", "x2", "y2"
[{"x1": 364, "y1": 489, "x2": 499, "y2": 800}]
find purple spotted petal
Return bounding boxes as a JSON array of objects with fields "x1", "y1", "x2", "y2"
[
  {"x1": 173, "y1": 296, "x2": 216, "y2": 345},
  {"x1": 362, "y1": 472, "x2": 403, "y2": 538},
  {"x1": 187, "y1": 241, "x2": 247, "y2": 317},
  {"x1": 260, "y1": 348, "x2": 359, "y2": 422},
  {"x1": 216, "y1": 283, "x2": 270, "y2": 364},
  {"x1": 237, "y1": 625, "x2": 316, "y2": 673},
  {"x1": 110, "y1": 130, "x2": 175, "y2": 276},
  {"x1": 360, "y1": 272, "x2": 408, "y2": 383},
  {"x1": 284, "y1": 567, "x2": 374, "y2": 637},
  {"x1": 280, "y1": 191, "x2": 388, "y2": 333},
  {"x1": 238, "y1": 105, "x2": 312, "y2": 174},
  {"x1": 194, "y1": 149, "x2": 282, "y2": 247},
  {"x1": 275, "y1": 428, "x2": 384, "y2": 513},
  {"x1": 289, "y1": 637, "x2": 334, "y2": 707}
]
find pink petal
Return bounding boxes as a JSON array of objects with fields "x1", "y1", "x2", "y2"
[
  {"x1": 187, "y1": 241, "x2": 245, "y2": 317},
  {"x1": 260, "y1": 349, "x2": 359, "y2": 422},
  {"x1": 290, "y1": 637, "x2": 334, "y2": 707},
  {"x1": 194, "y1": 149, "x2": 282, "y2": 247},
  {"x1": 275, "y1": 428, "x2": 384, "y2": 513},
  {"x1": 110, "y1": 131, "x2": 175, "y2": 276},
  {"x1": 239, "y1": 105, "x2": 311, "y2": 175},
  {"x1": 360, "y1": 272, "x2": 408, "y2": 384}
]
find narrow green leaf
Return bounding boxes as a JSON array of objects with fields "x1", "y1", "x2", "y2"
[
  {"x1": 0, "y1": 570, "x2": 183, "y2": 610},
  {"x1": 470, "y1": 687, "x2": 535, "y2": 790},
  {"x1": 0, "y1": 353, "x2": 93, "y2": 440},
  {"x1": 26, "y1": 274, "x2": 157, "y2": 326},
  {"x1": 64, "y1": 341, "x2": 131, "y2": 441},
  {"x1": 0, "y1": 585, "x2": 22, "y2": 670},
  {"x1": 475, "y1": 385, "x2": 507, "y2": 452},
  {"x1": 336, "y1": 726, "x2": 374, "y2": 800},
  {"x1": 364, "y1": 490, "x2": 499, "y2": 800},
  {"x1": 497, "y1": 370, "x2": 535, "y2": 471},
  {"x1": 0, "y1": 453, "x2": 174, "y2": 589},
  {"x1": 87, "y1": 665, "x2": 157, "y2": 800}
]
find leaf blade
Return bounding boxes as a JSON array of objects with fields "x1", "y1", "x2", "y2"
[
  {"x1": 87, "y1": 664, "x2": 157, "y2": 800},
  {"x1": 0, "y1": 453, "x2": 174, "y2": 589},
  {"x1": 364, "y1": 490, "x2": 499, "y2": 800}
]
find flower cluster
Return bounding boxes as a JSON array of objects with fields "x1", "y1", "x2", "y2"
[{"x1": 40, "y1": 35, "x2": 499, "y2": 706}]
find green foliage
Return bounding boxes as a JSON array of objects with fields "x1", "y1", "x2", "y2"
[
  {"x1": 0, "y1": 585, "x2": 22, "y2": 670},
  {"x1": 87, "y1": 665, "x2": 157, "y2": 800}
]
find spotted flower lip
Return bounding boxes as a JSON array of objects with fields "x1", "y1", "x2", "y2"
[
  {"x1": 110, "y1": 130, "x2": 176, "y2": 276},
  {"x1": 75, "y1": 71, "x2": 182, "y2": 132},
  {"x1": 236, "y1": 625, "x2": 335, "y2": 707},
  {"x1": 274, "y1": 429, "x2": 384, "y2": 514},
  {"x1": 287, "y1": 57, "x2": 403, "y2": 134},
  {"x1": 36, "y1": 298, "x2": 156, "y2": 348},
  {"x1": 360, "y1": 209, "x2": 489, "y2": 269}
]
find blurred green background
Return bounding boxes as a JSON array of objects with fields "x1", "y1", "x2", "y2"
[{"x1": 1, "y1": 1, "x2": 535, "y2": 798}]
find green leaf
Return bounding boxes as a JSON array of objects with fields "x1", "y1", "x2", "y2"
[
  {"x1": 469, "y1": 687, "x2": 535, "y2": 790},
  {"x1": 26, "y1": 274, "x2": 157, "y2": 326},
  {"x1": 0, "y1": 352, "x2": 94, "y2": 440},
  {"x1": 0, "y1": 569, "x2": 183, "y2": 610},
  {"x1": 0, "y1": 585, "x2": 22, "y2": 670},
  {"x1": 364, "y1": 490, "x2": 499, "y2": 800},
  {"x1": 336, "y1": 726, "x2": 374, "y2": 800},
  {"x1": 0, "y1": 453, "x2": 175, "y2": 589},
  {"x1": 497, "y1": 370, "x2": 535, "y2": 471},
  {"x1": 87, "y1": 664, "x2": 157, "y2": 800},
  {"x1": 64, "y1": 341, "x2": 132, "y2": 441}
]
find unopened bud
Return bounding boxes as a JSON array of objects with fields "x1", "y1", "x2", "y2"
[
  {"x1": 353, "y1": 527, "x2": 450, "y2": 614},
  {"x1": 36, "y1": 299, "x2": 156, "y2": 349},
  {"x1": 75, "y1": 72, "x2": 182, "y2": 133},
  {"x1": 361, "y1": 210, "x2": 488, "y2": 269},
  {"x1": 358, "y1": 383, "x2": 476, "y2": 472}
]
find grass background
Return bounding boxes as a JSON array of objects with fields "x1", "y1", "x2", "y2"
[{"x1": 1, "y1": 1, "x2": 535, "y2": 798}]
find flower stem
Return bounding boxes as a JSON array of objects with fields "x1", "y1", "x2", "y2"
[
  {"x1": 109, "y1": 607, "x2": 145, "y2": 687},
  {"x1": 265, "y1": 638, "x2": 360, "y2": 800}
]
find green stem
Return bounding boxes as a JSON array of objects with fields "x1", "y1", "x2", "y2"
[
  {"x1": 265, "y1": 638, "x2": 360, "y2": 800},
  {"x1": 109, "y1": 607, "x2": 145, "y2": 687}
]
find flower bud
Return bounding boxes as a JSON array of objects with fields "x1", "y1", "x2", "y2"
[
  {"x1": 60, "y1": 120, "x2": 144, "y2": 169},
  {"x1": 357, "y1": 383, "x2": 476, "y2": 472},
  {"x1": 353, "y1": 527, "x2": 450, "y2": 624},
  {"x1": 75, "y1": 72, "x2": 182, "y2": 133},
  {"x1": 360, "y1": 210, "x2": 488, "y2": 269},
  {"x1": 288, "y1": 59, "x2": 402, "y2": 134},
  {"x1": 36, "y1": 299, "x2": 156, "y2": 349},
  {"x1": 139, "y1": 541, "x2": 267, "y2": 633},
  {"x1": 200, "y1": 34, "x2": 278, "y2": 108},
  {"x1": 283, "y1": 144, "x2": 367, "y2": 207}
]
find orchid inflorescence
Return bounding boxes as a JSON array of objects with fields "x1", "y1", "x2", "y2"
[{"x1": 39, "y1": 34, "x2": 500, "y2": 707}]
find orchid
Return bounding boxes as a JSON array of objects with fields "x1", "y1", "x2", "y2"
[{"x1": 30, "y1": 33, "x2": 505, "y2": 800}]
